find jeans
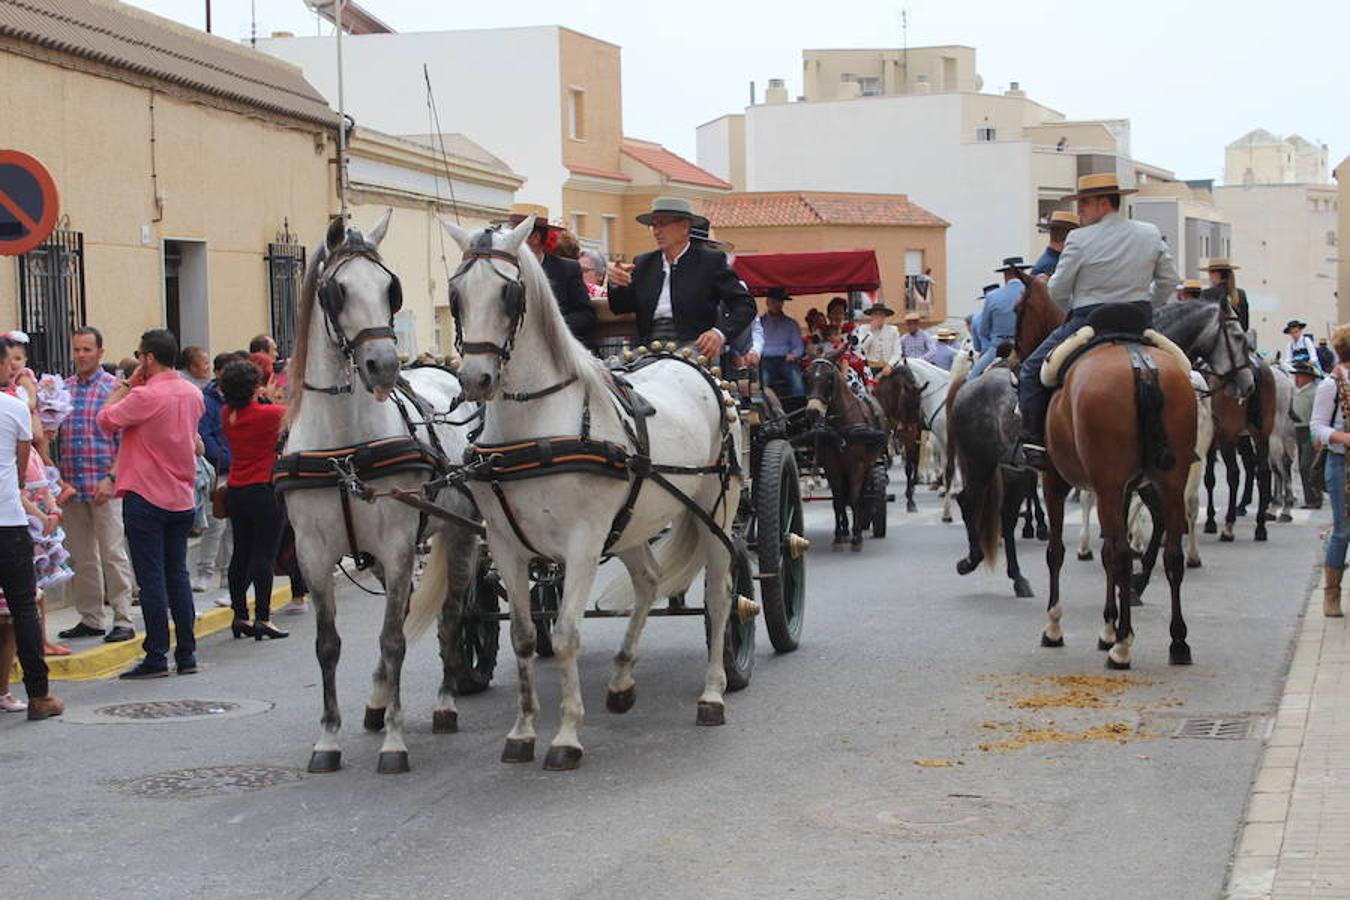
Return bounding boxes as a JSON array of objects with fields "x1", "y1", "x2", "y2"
[
  {"x1": 0, "y1": 525, "x2": 46, "y2": 698},
  {"x1": 1326, "y1": 453, "x2": 1348, "y2": 569},
  {"x1": 1018, "y1": 301, "x2": 1153, "y2": 436},
  {"x1": 122, "y1": 492, "x2": 196, "y2": 669},
  {"x1": 226, "y1": 483, "x2": 284, "y2": 621},
  {"x1": 760, "y1": 356, "x2": 805, "y2": 397}
]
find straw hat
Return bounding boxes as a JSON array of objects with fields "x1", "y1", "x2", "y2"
[
  {"x1": 903, "y1": 312, "x2": 922, "y2": 323},
  {"x1": 935, "y1": 327, "x2": 959, "y2": 341},
  {"x1": 1063, "y1": 172, "x2": 1137, "y2": 201},
  {"x1": 866, "y1": 303, "x2": 895, "y2": 317},
  {"x1": 1198, "y1": 258, "x2": 1240, "y2": 272},
  {"x1": 1037, "y1": 210, "x2": 1081, "y2": 232},
  {"x1": 1178, "y1": 279, "x2": 1204, "y2": 293},
  {"x1": 499, "y1": 202, "x2": 562, "y2": 230},
  {"x1": 636, "y1": 196, "x2": 697, "y2": 226}
]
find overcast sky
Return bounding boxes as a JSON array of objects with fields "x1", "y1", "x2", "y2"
[{"x1": 133, "y1": 0, "x2": 1345, "y2": 183}]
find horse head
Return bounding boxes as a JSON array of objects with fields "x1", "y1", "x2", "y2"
[
  {"x1": 439, "y1": 216, "x2": 536, "y2": 401},
  {"x1": 1013, "y1": 273, "x2": 1062, "y2": 362},
  {"x1": 803, "y1": 354, "x2": 844, "y2": 423},
  {"x1": 305, "y1": 209, "x2": 402, "y2": 401},
  {"x1": 873, "y1": 363, "x2": 922, "y2": 434},
  {"x1": 1197, "y1": 299, "x2": 1256, "y2": 399}
]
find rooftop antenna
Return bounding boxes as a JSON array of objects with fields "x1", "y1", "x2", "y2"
[
  {"x1": 250, "y1": 0, "x2": 256, "y2": 48},
  {"x1": 900, "y1": 7, "x2": 910, "y2": 93}
]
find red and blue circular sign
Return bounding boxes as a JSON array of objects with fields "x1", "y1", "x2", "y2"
[{"x1": 0, "y1": 150, "x2": 59, "y2": 256}]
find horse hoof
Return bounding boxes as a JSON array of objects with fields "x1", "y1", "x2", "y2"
[
  {"x1": 307, "y1": 750, "x2": 342, "y2": 774},
  {"x1": 606, "y1": 686, "x2": 637, "y2": 715},
  {"x1": 1218, "y1": 532, "x2": 1235, "y2": 543},
  {"x1": 376, "y1": 750, "x2": 410, "y2": 774},
  {"x1": 1014, "y1": 578, "x2": 1034, "y2": 599},
  {"x1": 696, "y1": 701, "x2": 726, "y2": 726},
  {"x1": 432, "y1": 709, "x2": 459, "y2": 734},
  {"x1": 543, "y1": 745, "x2": 583, "y2": 771},
  {"x1": 1236, "y1": 507, "x2": 1248, "y2": 518},
  {"x1": 1255, "y1": 529, "x2": 1269, "y2": 542},
  {"x1": 956, "y1": 558, "x2": 978, "y2": 576},
  {"x1": 906, "y1": 501, "x2": 918, "y2": 513},
  {"x1": 1077, "y1": 550, "x2": 1094, "y2": 561},
  {"x1": 1036, "y1": 527, "x2": 1049, "y2": 542},
  {"x1": 1186, "y1": 558, "x2": 1202, "y2": 569},
  {"x1": 1279, "y1": 513, "x2": 1293, "y2": 524},
  {"x1": 501, "y1": 738, "x2": 536, "y2": 764},
  {"x1": 362, "y1": 706, "x2": 386, "y2": 732},
  {"x1": 941, "y1": 514, "x2": 953, "y2": 524},
  {"x1": 1040, "y1": 632, "x2": 1064, "y2": 648},
  {"x1": 1169, "y1": 644, "x2": 1193, "y2": 666},
  {"x1": 1129, "y1": 594, "x2": 1144, "y2": 608},
  {"x1": 1096, "y1": 638, "x2": 1113, "y2": 651},
  {"x1": 1021, "y1": 527, "x2": 1034, "y2": 540},
  {"x1": 850, "y1": 540, "x2": 863, "y2": 553},
  {"x1": 1105, "y1": 656, "x2": 1131, "y2": 671},
  {"x1": 1203, "y1": 521, "x2": 1217, "y2": 535}
]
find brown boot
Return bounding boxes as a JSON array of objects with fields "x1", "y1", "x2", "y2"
[
  {"x1": 26, "y1": 694, "x2": 64, "y2": 721},
  {"x1": 1324, "y1": 567, "x2": 1344, "y2": 619}
]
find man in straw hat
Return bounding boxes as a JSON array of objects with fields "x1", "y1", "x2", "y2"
[
  {"x1": 1016, "y1": 172, "x2": 1178, "y2": 469},
  {"x1": 1175, "y1": 279, "x2": 1204, "y2": 301},
  {"x1": 972, "y1": 256, "x2": 1031, "y2": 377},
  {"x1": 1031, "y1": 210, "x2": 1080, "y2": 276},
  {"x1": 928, "y1": 326, "x2": 959, "y2": 371},
  {"x1": 1289, "y1": 359, "x2": 1323, "y2": 509},
  {"x1": 898, "y1": 311, "x2": 937, "y2": 360},
  {"x1": 855, "y1": 302, "x2": 902, "y2": 377},
  {"x1": 1198, "y1": 257, "x2": 1249, "y2": 333},
  {"x1": 607, "y1": 196, "x2": 755, "y2": 360},
  {"x1": 501, "y1": 203, "x2": 596, "y2": 344}
]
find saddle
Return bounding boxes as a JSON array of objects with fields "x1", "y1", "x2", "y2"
[{"x1": 1040, "y1": 304, "x2": 1191, "y2": 388}]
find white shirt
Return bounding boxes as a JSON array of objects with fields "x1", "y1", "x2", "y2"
[
  {"x1": 1048, "y1": 212, "x2": 1177, "y2": 311},
  {"x1": 1286, "y1": 335, "x2": 1319, "y2": 368},
  {"x1": 1311, "y1": 373, "x2": 1346, "y2": 455},
  {"x1": 0, "y1": 391, "x2": 33, "y2": 526},
  {"x1": 656, "y1": 242, "x2": 691, "y2": 321},
  {"x1": 855, "y1": 323, "x2": 903, "y2": 367}
]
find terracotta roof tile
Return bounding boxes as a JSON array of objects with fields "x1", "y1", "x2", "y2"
[
  {"x1": 621, "y1": 140, "x2": 731, "y2": 190},
  {"x1": 0, "y1": 0, "x2": 335, "y2": 127},
  {"x1": 705, "y1": 191, "x2": 949, "y2": 229}
]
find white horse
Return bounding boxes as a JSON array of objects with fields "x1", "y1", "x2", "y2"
[
  {"x1": 1268, "y1": 366, "x2": 1298, "y2": 523},
  {"x1": 440, "y1": 216, "x2": 743, "y2": 771},
  {"x1": 283, "y1": 213, "x2": 480, "y2": 775},
  {"x1": 902, "y1": 357, "x2": 956, "y2": 519}
]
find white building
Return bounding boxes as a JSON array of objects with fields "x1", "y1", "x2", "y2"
[
  {"x1": 698, "y1": 47, "x2": 1172, "y2": 318},
  {"x1": 1226, "y1": 129, "x2": 1329, "y2": 187}
]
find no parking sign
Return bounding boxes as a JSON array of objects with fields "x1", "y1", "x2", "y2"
[{"x1": 0, "y1": 150, "x2": 59, "y2": 256}]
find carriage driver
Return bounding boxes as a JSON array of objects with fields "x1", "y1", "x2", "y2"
[
  {"x1": 607, "y1": 197, "x2": 757, "y2": 362},
  {"x1": 1016, "y1": 172, "x2": 1178, "y2": 470}
]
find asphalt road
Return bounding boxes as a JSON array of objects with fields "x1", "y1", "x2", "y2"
[{"x1": 2, "y1": 476, "x2": 1319, "y2": 900}]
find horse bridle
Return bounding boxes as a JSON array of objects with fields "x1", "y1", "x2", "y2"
[
  {"x1": 1196, "y1": 308, "x2": 1253, "y2": 393},
  {"x1": 447, "y1": 229, "x2": 528, "y2": 363},
  {"x1": 306, "y1": 247, "x2": 402, "y2": 396}
]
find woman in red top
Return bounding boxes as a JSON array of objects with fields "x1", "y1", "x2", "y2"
[{"x1": 220, "y1": 360, "x2": 288, "y2": 640}]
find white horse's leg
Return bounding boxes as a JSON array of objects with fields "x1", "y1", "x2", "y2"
[
  {"x1": 498, "y1": 552, "x2": 539, "y2": 764},
  {"x1": 605, "y1": 543, "x2": 661, "y2": 714},
  {"x1": 302, "y1": 546, "x2": 344, "y2": 773},
  {"x1": 698, "y1": 532, "x2": 733, "y2": 725},
  {"x1": 1078, "y1": 491, "x2": 1096, "y2": 560},
  {"x1": 373, "y1": 540, "x2": 417, "y2": 773},
  {"x1": 544, "y1": 543, "x2": 605, "y2": 771}
]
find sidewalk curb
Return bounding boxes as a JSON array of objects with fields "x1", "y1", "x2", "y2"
[{"x1": 14, "y1": 586, "x2": 293, "y2": 683}]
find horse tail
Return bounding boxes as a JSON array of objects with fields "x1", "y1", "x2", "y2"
[
  {"x1": 404, "y1": 531, "x2": 452, "y2": 642},
  {"x1": 1134, "y1": 348, "x2": 1177, "y2": 472},
  {"x1": 978, "y1": 469, "x2": 1003, "y2": 568},
  {"x1": 593, "y1": 512, "x2": 704, "y2": 611}
]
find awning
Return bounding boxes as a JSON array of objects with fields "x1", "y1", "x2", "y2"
[{"x1": 732, "y1": 250, "x2": 881, "y2": 297}]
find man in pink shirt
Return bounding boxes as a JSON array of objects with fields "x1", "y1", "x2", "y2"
[{"x1": 97, "y1": 329, "x2": 206, "y2": 679}]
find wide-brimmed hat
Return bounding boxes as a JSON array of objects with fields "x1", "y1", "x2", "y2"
[
  {"x1": 1289, "y1": 360, "x2": 1320, "y2": 378},
  {"x1": 689, "y1": 215, "x2": 735, "y2": 252},
  {"x1": 982, "y1": 283, "x2": 1000, "y2": 295},
  {"x1": 1037, "y1": 210, "x2": 1080, "y2": 232},
  {"x1": 866, "y1": 303, "x2": 895, "y2": 317},
  {"x1": 1064, "y1": 172, "x2": 1137, "y2": 202},
  {"x1": 636, "y1": 196, "x2": 697, "y2": 226},
  {"x1": 1284, "y1": 319, "x2": 1309, "y2": 334},
  {"x1": 1199, "y1": 257, "x2": 1240, "y2": 272},
  {"x1": 498, "y1": 202, "x2": 563, "y2": 231},
  {"x1": 935, "y1": 327, "x2": 959, "y2": 341},
  {"x1": 1177, "y1": 279, "x2": 1204, "y2": 293},
  {"x1": 994, "y1": 256, "x2": 1032, "y2": 273},
  {"x1": 903, "y1": 312, "x2": 922, "y2": 323}
]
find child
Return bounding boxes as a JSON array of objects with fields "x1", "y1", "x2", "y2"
[{"x1": 20, "y1": 448, "x2": 74, "y2": 656}]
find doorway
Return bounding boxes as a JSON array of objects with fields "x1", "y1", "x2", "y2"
[{"x1": 163, "y1": 239, "x2": 209, "y2": 351}]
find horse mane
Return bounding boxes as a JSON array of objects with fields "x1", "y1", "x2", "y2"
[
  {"x1": 1013, "y1": 275, "x2": 1064, "y2": 360},
  {"x1": 1153, "y1": 299, "x2": 1219, "y2": 357},
  {"x1": 511, "y1": 235, "x2": 609, "y2": 401},
  {"x1": 285, "y1": 243, "x2": 327, "y2": 423},
  {"x1": 873, "y1": 365, "x2": 921, "y2": 431}
]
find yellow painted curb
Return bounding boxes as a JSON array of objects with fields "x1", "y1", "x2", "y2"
[{"x1": 12, "y1": 586, "x2": 293, "y2": 683}]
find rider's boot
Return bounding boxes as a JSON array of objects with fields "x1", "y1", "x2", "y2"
[{"x1": 1325, "y1": 566, "x2": 1344, "y2": 619}]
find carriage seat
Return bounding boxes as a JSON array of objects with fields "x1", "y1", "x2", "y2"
[{"x1": 1040, "y1": 313, "x2": 1192, "y2": 388}]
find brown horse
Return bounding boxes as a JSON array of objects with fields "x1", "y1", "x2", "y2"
[
  {"x1": 1203, "y1": 362, "x2": 1275, "y2": 542},
  {"x1": 1014, "y1": 275, "x2": 1198, "y2": 669},
  {"x1": 803, "y1": 356, "x2": 889, "y2": 550},
  {"x1": 872, "y1": 365, "x2": 923, "y2": 513}
]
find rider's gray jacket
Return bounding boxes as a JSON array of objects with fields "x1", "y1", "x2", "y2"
[{"x1": 1047, "y1": 212, "x2": 1177, "y2": 312}]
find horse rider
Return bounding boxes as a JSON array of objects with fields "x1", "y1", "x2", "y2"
[
  {"x1": 1199, "y1": 257, "x2": 1249, "y2": 334},
  {"x1": 928, "y1": 327, "x2": 960, "y2": 371},
  {"x1": 969, "y1": 283, "x2": 999, "y2": 356},
  {"x1": 1031, "y1": 210, "x2": 1080, "y2": 276},
  {"x1": 607, "y1": 196, "x2": 756, "y2": 362},
  {"x1": 754, "y1": 288, "x2": 805, "y2": 396},
  {"x1": 899, "y1": 312, "x2": 937, "y2": 360},
  {"x1": 855, "y1": 303, "x2": 901, "y2": 378},
  {"x1": 501, "y1": 203, "x2": 597, "y2": 345},
  {"x1": 1175, "y1": 278, "x2": 1204, "y2": 301},
  {"x1": 970, "y1": 257, "x2": 1031, "y2": 377},
  {"x1": 1284, "y1": 319, "x2": 1321, "y2": 373},
  {"x1": 1017, "y1": 172, "x2": 1178, "y2": 469}
]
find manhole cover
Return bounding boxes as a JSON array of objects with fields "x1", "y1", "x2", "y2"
[
  {"x1": 62, "y1": 697, "x2": 272, "y2": 725},
  {"x1": 1173, "y1": 717, "x2": 1253, "y2": 740},
  {"x1": 821, "y1": 794, "x2": 1033, "y2": 841},
  {"x1": 112, "y1": 765, "x2": 302, "y2": 799}
]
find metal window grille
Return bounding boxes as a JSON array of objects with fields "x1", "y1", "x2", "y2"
[
  {"x1": 17, "y1": 228, "x2": 86, "y2": 377},
  {"x1": 266, "y1": 241, "x2": 306, "y2": 360}
]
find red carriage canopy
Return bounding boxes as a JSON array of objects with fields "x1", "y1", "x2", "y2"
[{"x1": 732, "y1": 250, "x2": 882, "y2": 297}]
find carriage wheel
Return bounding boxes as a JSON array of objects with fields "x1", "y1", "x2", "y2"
[
  {"x1": 453, "y1": 562, "x2": 501, "y2": 695},
  {"x1": 707, "y1": 536, "x2": 755, "y2": 691},
  {"x1": 530, "y1": 578, "x2": 559, "y2": 659},
  {"x1": 869, "y1": 465, "x2": 889, "y2": 539},
  {"x1": 755, "y1": 438, "x2": 806, "y2": 653}
]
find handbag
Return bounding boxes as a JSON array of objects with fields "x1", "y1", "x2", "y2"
[{"x1": 209, "y1": 445, "x2": 229, "y2": 520}]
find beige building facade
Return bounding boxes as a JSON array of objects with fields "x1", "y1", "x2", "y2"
[
  {"x1": 1226, "y1": 129, "x2": 1329, "y2": 187},
  {"x1": 802, "y1": 45, "x2": 980, "y2": 101},
  {"x1": 1337, "y1": 157, "x2": 1350, "y2": 326}
]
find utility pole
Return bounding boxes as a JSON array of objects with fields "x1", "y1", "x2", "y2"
[
  {"x1": 335, "y1": 0, "x2": 349, "y2": 220},
  {"x1": 204, "y1": 0, "x2": 211, "y2": 33},
  {"x1": 900, "y1": 8, "x2": 910, "y2": 94}
]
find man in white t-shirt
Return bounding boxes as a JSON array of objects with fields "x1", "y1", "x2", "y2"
[{"x1": 0, "y1": 338, "x2": 63, "y2": 719}]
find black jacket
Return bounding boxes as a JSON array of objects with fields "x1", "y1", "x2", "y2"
[
  {"x1": 607, "y1": 242, "x2": 756, "y2": 343},
  {"x1": 541, "y1": 253, "x2": 597, "y2": 342},
  {"x1": 1201, "y1": 284, "x2": 1250, "y2": 333}
]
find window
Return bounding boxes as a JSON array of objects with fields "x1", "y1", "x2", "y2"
[
  {"x1": 1329, "y1": 230, "x2": 1338, "y2": 248},
  {"x1": 858, "y1": 76, "x2": 881, "y2": 96},
  {"x1": 17, "y1": 227, "x2": 85, "y2": 376},
  {"x1": 571, "y1": 212, "x2": 587, "y2": 237},
  {"x1": 602, "y1": 214, "x2": 616, "y2": 257},
  {"x1": 266, "y1": 240, "x2": 306, "y2": 360},
  {"x1": 567, "y1": 88, "x2": 585, "y2": 140},
  {"x1": 1201, "y1": 235, "x2": 1210, "y2": 258},
  {"x1": 903, "y1": 250, "x2": 928, "y2": 311},
  {"x1": 976, "y1": 126, "x2": 996, "y2": 142}
]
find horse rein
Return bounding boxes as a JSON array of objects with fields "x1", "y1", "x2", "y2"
[
  {"x1": 306, "y1": 248, "x2": 401, "y2": 396},
  {"x1": 1194, "y1": 309, "x2": 1253, "y2": 396},
  {"x1": 448, "y1": 237, "x2": 528, "y2": 363}
]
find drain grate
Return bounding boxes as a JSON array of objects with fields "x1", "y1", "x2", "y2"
[
  {"x1": 1173, "y1": 717, "x2": 1253, "y2": 740},
  {"x1": 95, "y1": 700, "x2": 240, "y2": 720},
  {"x1": 113, "y1": 765, "x2": 302, "y2": 799}
]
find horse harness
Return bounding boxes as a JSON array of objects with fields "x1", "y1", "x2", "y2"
[
  {"x1": 304, "y1": 237, "x2": 404, "y2": 396},
  {"x1": 803, "y1": 357, "x2": 889, "y2": 452}
]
